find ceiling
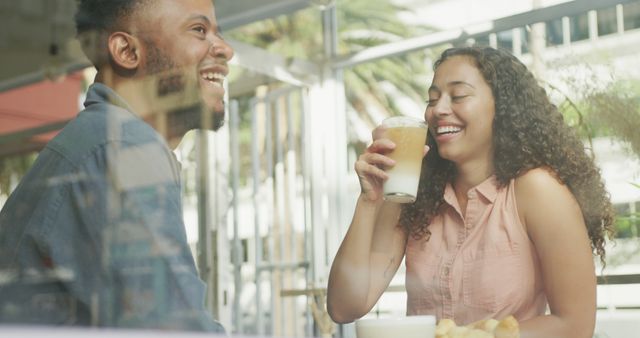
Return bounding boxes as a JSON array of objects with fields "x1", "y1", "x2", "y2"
[
  {"x1": 217, "y1": 0, "x2": 313, "y2": 31},
  {"x1": 0, "y1": 0, "x2": 313, "y2": 93}
]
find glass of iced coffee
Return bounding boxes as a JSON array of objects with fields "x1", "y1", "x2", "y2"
[{"x1": 381, "y1": 116, "x2": 428, "y2": 203}]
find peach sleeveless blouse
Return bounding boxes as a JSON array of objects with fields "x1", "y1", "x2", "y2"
[{"x1": 405, "y1": 176, "x2": 547, "y2": 324}]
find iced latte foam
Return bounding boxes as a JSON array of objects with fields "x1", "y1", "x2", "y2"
[{"x1": 381, "y1": 117, "x2": 428, "y2": 203}]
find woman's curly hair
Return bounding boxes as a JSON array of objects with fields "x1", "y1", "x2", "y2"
[{"x1": 399, "y1": 46, "x2": 615, "y2": 263}]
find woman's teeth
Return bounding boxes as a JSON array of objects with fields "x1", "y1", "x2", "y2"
[{"x1": 437, "y1": 126, "x2": 462, "y2": 135}]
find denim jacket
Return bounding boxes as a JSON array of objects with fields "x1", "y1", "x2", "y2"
[{"x1": 0, "y1": 83, "x2": 224, "y2": 333}]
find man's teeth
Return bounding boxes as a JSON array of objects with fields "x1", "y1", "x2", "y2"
[
  {"x1": 202, "y1": 72, "x2": 225, "y2": 83},
  {"x1": 437, "y1": 126, "x2": 462, "y2": 134}
]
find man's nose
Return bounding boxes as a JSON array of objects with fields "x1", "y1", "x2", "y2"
[{"x1": 209, "y1": 36, "x2": 234, "y2": 61}]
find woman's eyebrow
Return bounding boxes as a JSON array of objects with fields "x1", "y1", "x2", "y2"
[
  {"x1": 429, "y1": 81, "x2": 475, "y2": 93},
  {"x1": 447, "y1": 80, "x2": 475, "y2": 89}
]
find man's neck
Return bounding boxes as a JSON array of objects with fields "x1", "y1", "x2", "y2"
[
  {"x1": 96, "y1": 68, "x2": 155, "y2": 117},
  {"x1": 95, "y1": 68, "x2": 172, "y2": 143}
]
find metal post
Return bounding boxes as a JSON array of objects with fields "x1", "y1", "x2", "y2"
[
  {"x1": 230, "y1": 100, "x2": 242, "y2": 333},
  {"x1": 196, "y1": 130, "x2": 213, "y2": 312},
  {"x1": 530, "y1": 0, "x2": 547, "y2": 79},
  {"x1": 264, "y1": 99, "x2": 276, "y2": 335},
  {"x1": 285, "y1": 92, "x2": 299, "y2": 335},
  {"x1": 301, "y1": 89, "x2": 314, "y2": 338},
  {"x1": 617, "y1": 4, "x2": 624, "y2": 34},
  {"x1": 250, "y1": 99, "x2": 264, "y2": 335}
]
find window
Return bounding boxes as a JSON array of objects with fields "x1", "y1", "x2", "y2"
[
  {"x1": 614, "y1": 202, "x2": 640, "y2": 238},
  {"x1": 520, "y1": 26, "x2": 530, "y2": 54},
  {"x1": 496, "y1": 30, "x2": 513, "y2": 52},
  {"x1": 546, "y1": 18, "x2": 564, "y2": 47},
  {"x1": 597, "y1": 6, "x2": 617, "y2": 36},
  {"x1": 624, "y1": 1, "x2": 640, "y2": 31},
  {"x1": 570, "y1": 13, "x2": 589, "y2": 42},
  {"x1": 472, "y1": 35, "x2": 491, "y2": 48}
]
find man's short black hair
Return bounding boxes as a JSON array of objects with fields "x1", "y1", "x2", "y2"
[
  {"x1": 74, "y1": 0, "x2": 150, "y2": 67},
  {"x1": 75, "y1": 0, "x2": 148, "y2": 35}
]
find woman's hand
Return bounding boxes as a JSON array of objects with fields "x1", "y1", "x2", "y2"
[
  {"x1": 355, "y1": 125, "x2": 429, "y2": 202},
  {"x1": 355, "y1": 126, "x2": 396, "y2": 202}
]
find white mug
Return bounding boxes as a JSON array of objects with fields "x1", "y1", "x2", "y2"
[{"x1": 356, "y1": 315, "x2": 436, "y2": 338}]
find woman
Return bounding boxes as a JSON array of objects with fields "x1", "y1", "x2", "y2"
[{"x1": 327, "y1": 46, "x2": 614, "y2": 338}]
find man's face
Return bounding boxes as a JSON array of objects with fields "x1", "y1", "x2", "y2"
[{"x1": 135, "y1": 0, "x2": 234, "y2": 131}]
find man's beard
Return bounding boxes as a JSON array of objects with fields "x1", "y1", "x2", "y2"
[{"x1": 145, "y1": 42, "x2": 225, "y2": 132}]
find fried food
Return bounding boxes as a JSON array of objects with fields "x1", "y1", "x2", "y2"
[
  {"x1": 435, "y1": 318, "x2": 456, "y2": 336},
  {"x1": 435, "y1": 316, "x2": 519, "y2": 338},
  {"x1": 467, "y1": 318, "x2": 499, "y2": 332},
  {"x1": 493, "y1": 316, "x2": 519, "y2": 338}
]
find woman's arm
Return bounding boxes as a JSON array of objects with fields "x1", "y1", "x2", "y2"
[
  {"x1": 327, "y1": 198, "x2": 407, "y2": 323},
  {"x1": 515, "y1": 168, "x2": 597, "y2": 338},
  {"x1": 327, "y1": 127, "x2": 414, "y2": 323}
]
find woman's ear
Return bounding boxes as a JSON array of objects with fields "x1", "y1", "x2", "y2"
[{"x1": 107, "y1": 32, "x2": 141, "y2": 71}]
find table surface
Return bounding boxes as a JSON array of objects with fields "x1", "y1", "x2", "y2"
[{"x1": 0, "y1": 326, "x2": 317, "y2": 338}]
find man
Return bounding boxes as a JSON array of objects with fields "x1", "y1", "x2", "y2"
[{"x1": 0, "y1": 0, "x2": 233, "y2": 332}]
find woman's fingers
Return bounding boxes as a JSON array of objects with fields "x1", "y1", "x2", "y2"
[
  {"x1": 367, "y1": 138, "x2": 396, "y2": 154},
  {"x1": 355, "y1": 126, "x2": 399, "y2": 201},
  {"x1": 358, "y1": 164, "x2": 388, "y2": 182},
  {"x1": 423, "y1": 145, "x2": 430, "y2": 157},
  {"x1": 354, "y1": 151, "x2": 393, "y2": 201},
  {"x1": 371, "y1": 125, "x2": 387, "y2": 141},
  {"x1": 363, "y1": 152, "x2": 395, "y2": 169}
]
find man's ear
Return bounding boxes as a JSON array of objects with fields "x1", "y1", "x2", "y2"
[{"x1": 107, "y1": 32, "x2": 141, "y2": 71}]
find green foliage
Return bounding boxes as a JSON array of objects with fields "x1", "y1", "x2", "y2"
[
  {"x1": 585, "y1": 82, "x2": 640, "y2": 157},
  {"x1": 549, "y1": 72, "x2": 640, "y2": 159},
  {"x1": 614, "y1": 212, "x2": 640, "y2": 238},
  {"x1": 227, "y1": 0, "x2": 435, "y2": 128},
  {"x1": 0, "y1": 153, "x2": 37, "y2": 197}
]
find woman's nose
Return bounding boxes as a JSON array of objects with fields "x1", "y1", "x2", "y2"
[
  {"x1": 431, "y1": 98, "x2": 452, "y2": 116},
  {"x1": 425, "y1": 99, "x2": 451, "y2": 122}
]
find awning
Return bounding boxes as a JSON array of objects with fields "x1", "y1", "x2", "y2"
[{"x1": 0, "y1": 72, "x2": 84, "y2": 157}]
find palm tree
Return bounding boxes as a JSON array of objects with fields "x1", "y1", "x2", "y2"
[{"x1": 227, "y1": 0, "x2": 435, "y2": 145}]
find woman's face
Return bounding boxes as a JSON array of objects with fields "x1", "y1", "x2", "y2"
[{"x1": 425, "y1": 55, "x2": 496, "y2": 168}]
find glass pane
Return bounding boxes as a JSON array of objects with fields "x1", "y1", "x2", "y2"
[
  {"x1": 624, "y1": 1, "x2": 640, "y2": 31},
  {"x1": 597, "y1": 6, "x2": 617, "y2": 36},
  {"x1": 472, "y1": 34, "x2": 491, "y2": 47},
  {"x1": 496, "y1": 30, "x2": 513, "y2": 51},
  {"x1": 546, "y1": 19, "x2": 564, "y2": 47},
  {"x1": 518, "y1": 26, "x2": 529, "y2": 54},
  {"x1": 570, "y1": 13, "x2": 589, "y2": 42},
  {"x1": 615, "y1": 203, "x2": 631, "y2": 215},
  {"x1": 614, "y1": 203, "x2": 633, "y2": 238}
]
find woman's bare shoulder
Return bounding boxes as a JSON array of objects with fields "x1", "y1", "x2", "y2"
[
  {"x1": 514, "y1": 167, "x2": 578, "y2": 224},
  {"x1": 515, "y1": 167, "x2": 562, "y2": 191}
]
